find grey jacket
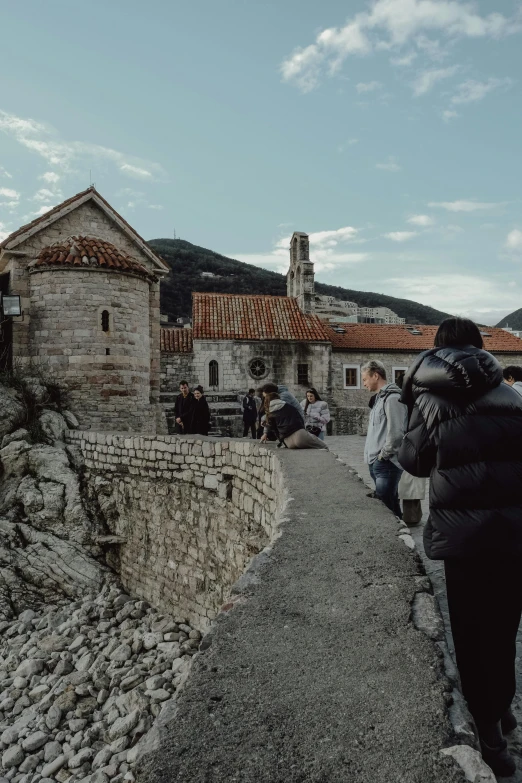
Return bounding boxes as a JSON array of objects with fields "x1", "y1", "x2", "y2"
[
  {"x1": 277, "y1": 385, "x2": 304, "y2": 424},
  {"x1": 364, "y1": 383, "x2": 407, "y2": 467},
  {"x1": 513, "y1": 382, "x2": 522, "y2": 397}
]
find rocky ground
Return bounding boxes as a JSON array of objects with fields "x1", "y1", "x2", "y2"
[{"x1": 0, "y1": 584, "x2": 199, "y2": 783}]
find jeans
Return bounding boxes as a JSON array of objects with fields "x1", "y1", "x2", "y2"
[
  {"x1": 445, "y1": 556, "x2": 522, "y2": 724},
  {"x1": 318, "y1": 431, "x2": 325, "y2": 441},
  {"x1": 369, "y1": 459, "x2": 403, "y2": 518}
]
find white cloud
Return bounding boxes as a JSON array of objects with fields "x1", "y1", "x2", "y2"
[
  {"x1": 390, "y1": 52, "x2": 417, "y2": 66},
  {"x1": 505, "y1": 229, "x2": 522, "y2": 251},
  {"x1": 375, "y1": 158, "x2": 401, "y2": 172},
  {"x1": 148, "y1": 204, "x2": 164, "y2": 211},
  {"x1": 407, "y1": 214, "x2": 434, "y2": 226},
  {"x1": 0, "y1": 110, "x2": 165, "y2": 181},
  {"x1": 384, "y1": 231, "x2": 418, "y2": 241},
  {"x1": 412, "y1": 65, "x2": 459, "y2": 96},
  {"x1": 356, "y1": 80, "x2": 382, "y2": 93},
  {"x1": 0, "y1": 222, "x2": 9, "y2": 242},
  {"x1": 32, "y1": 188, "x2": 60, "y2": 203},
  {"x1": 450, "y1": 77, "x2": 513, "y2": 105},
  {"x1": 39, "y1": 171, "x2": 60, "y2": 184},
  {"x1": 32, "y1": 205, "x2": 55, "y2": 217},
  {"x1": 0, "y1": 187, "x2": 19, "y2": 200},
  {"x1": 442, "y1": 109, "x2": 459, "y2": 121},
  {"x1": 385, "y1": 272, "x2": 522, "y2": 322},
  {"x1": 338, "y1": 138, "x2": 359, "y2": 152},
  {"x1": 281, "y1": 0, "x2": 520, "y2": 92},
  {"x1": 429, "y1": 200, "x2": 501, "y2": 212},
  {"x1": 0, "y1": 166, "x2": 12, "y2": 179},
  {"x1": 234, "y1": 225, "x2": 366, "y2": 273}
]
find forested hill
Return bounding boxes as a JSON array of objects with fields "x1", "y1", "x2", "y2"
[
  {"x1": 496, "y1": 309, "x2": 522, "y2": 330},
  {"x1": 149, "y1": 238, "x2": 453, "y2": 325}
]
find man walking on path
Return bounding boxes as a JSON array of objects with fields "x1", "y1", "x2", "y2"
[
  {"x1": 174, "y1": 380, "x2": 195, "y2": 434},
  {"x1": 362, "y1": 360, "x2": 407, "y2": 518},
  {"x1": 503, "y1": 365, "x2": 522, "y2": 396}
]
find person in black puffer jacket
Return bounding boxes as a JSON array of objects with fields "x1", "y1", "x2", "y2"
[{"x1": 398, "y1": 317, "x2": 522, "y2": 777}]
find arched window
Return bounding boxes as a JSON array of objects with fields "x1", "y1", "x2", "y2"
[
  {"x1": 101, "y1": 310, "x2": 110, "y2": 332},
  {"x1": 209, "y1": 360, "x2": 219, "y2": 388}
]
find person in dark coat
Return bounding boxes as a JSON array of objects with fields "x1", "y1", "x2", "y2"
[
  {"x1": 398, "y1": 317, "x2": 522, "y2": 777},
  {"x1": 174, "y1": 380, "x2": 195, "y2": 434},
  {"x1": 191, "y1": 386, "x2": 211, "y2": 436},
  {"x1": 242, "y1": 388, "x2": 258, "y2": 439},
  {"x1": 260, "y1": 393, "x2": 327, "y2": 449}
]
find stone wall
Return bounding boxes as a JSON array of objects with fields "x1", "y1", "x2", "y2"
[{"x1": 67, "y1": 431, "x2": 286, "y2": 629}]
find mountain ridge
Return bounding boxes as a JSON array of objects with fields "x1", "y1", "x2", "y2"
[
  {"x1": 149, "y1": 238, "x2": 454, "y2": 326},
  {"x1": 496, "y1": 309, "x2": 522, "y2": 330}
]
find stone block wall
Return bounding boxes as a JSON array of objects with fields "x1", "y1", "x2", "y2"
[{"x1": 67, "y1": 432, "x2": 286, "y2": 630}]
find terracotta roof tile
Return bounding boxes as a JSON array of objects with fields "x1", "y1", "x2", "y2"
[
  {"x1": 193, "y1": 293, "x2": 330, "y2": 342},
  {"x1": 34, "y1": 237, "x2": 152, "y2": 278},
  {"x1": 161, "y1": 327, "x2": 193, "y2": 353},
  {"x1": 0, "y1": 186, "x2": 168, "y2": 271},
  {"x1": 326, "y1": 323, "x2": 522, "y2": 353}
]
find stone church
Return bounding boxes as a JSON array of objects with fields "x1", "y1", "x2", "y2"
[{"x1": 2, "y1": 187, "x2": 522, "y2": 435}]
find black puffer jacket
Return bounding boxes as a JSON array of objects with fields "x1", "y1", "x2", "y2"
[{"x1": 398, "y1": 345, "x2": 522, "y2": 559}]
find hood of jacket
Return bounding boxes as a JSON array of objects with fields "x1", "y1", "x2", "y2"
[
  {"x1": 269, "y1": 399, "x2": 286, "y2": 413},
  {"x1": 401, "y1": 345, "x2": 503, "y2": 409}
]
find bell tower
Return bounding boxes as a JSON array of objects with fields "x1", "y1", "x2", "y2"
[{"x1": 286, "y1": 231, "x2": 314, "y2": 314}]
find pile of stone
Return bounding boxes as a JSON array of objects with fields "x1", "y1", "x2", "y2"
[{"x1": 0, "y1": 583, "x2": 201, "y2": 783}]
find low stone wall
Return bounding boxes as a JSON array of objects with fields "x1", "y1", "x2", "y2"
[{"x1": 67, "y1": 432, "x2": 286, "y2": 630}]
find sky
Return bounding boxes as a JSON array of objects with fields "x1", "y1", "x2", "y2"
[{"x1": 1, "y1": 0, "x2": 522, "y2": 324}]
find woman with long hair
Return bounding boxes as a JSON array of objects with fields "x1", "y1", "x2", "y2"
[
  {"x1": 399, "y1": 317, "x2": 522, "y2": 776},
  {"x1": 300, "y1": 388, "x2": 330, "y2": 441},
  {"x1": 191, "y1": 385, "x2": 211, "y2": 436}
]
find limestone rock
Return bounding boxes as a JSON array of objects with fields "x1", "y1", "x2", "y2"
[
  {"x1": 62, "y1": 410, "x2": 80, "y2": 429},
  {"x1": 1, "y1": 428, "x2": 30, "y2": 448},
  {"x1": 0, "y1": 384, "x2": 25, "y2": 441},
  {"x1": 441, "y1": 745, "x2": 496, "y2": 782},
  {"x1": 107, "y1": 709, "x2": 141, "y2": 742},
  {"x1": 412, "y1": 592, "x2": 445, "y2": 641},
  {"x1": 1, "y1": 744, "x2": 24, "y2": 768},
  {"x1": 39, "y1": 410, "x2": 68, "y2": 444},
  {"x1": 21, "y1": 730, "x2": 48, "y2": 752}
]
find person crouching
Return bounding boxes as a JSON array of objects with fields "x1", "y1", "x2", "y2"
[{"x1": 261, "y1": 393, "x2": 328, "y2": 449}]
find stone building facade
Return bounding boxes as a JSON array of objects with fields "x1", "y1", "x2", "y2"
[{"x1": 0, "y1": 187, "x2": 169, "y2": 432}]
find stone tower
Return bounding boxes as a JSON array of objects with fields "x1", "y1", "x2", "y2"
[{"x1": 286, "y1": 232, "x2": 314, "y2": 314}]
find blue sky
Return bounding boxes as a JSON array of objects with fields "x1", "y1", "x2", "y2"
[{"x1": 1, "y1": 0, "x2": 522, "y2": 324}]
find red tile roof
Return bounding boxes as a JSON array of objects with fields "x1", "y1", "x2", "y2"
[
  {"x1": 326, "y1": 323, "x2": 522, "y2": 353},
  {"x1": 0, "y1": 186, "x2": 168, "y2": 272},
  {"x1": 34, "y1": 237, "x2": 152, "y2": 278},
  {"x1": 161, "y1": 327, "x2": 193, "y2": 353},
  {"x1": 192, "y1": 293, "x2": 330, "y2": 341}
]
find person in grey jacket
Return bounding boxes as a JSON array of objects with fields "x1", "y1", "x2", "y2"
[
  {"x1": 362, "y1": 360, "x2": 407, "y2": 517},
  {"x1": 259, "y1": 382, "x2": 304, "y2": 432}
]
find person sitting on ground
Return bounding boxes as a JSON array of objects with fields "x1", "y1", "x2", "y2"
[
  {"x1": 259, "y1": 382, "x2": 304, "y2": 425},
  {"x1": 300, "y1": 388, "x2": 330, "y2": 442},
  {"x1": 502, "y1": 365, "x2": 522, "y2": 397},
  {"x1": 242, "y1": 388, "x2": 259, "y2": 439},
  {"x1": 261, "y1": 392, "x2": 328, "y2": 449},
  {"x1": 191, "y1": 386, "x2": 211, "y2": 436},
  {"x1": 398, "y1": 317, "x2": 522, "y2": 777},
  {"x1": 174, "y1": 380, "x2": 195, "y2": 434}
]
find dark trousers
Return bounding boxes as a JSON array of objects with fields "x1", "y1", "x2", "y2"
[
  {"x1": 445, "y1": 556, "x2": 522, "y2": 724},
  {"x1": 243, "y1": 421, "x2": 256, "y2": 438},
  {"x1": 369, "y1": 459, "x2": 403, "y2": 518}
]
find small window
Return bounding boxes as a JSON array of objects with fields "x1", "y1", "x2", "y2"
[
  {"x1": 392, "y1": 367, "x2": 408, "y2": 389},
  {"x1": 343, "y1": 364, "x2": 360, "y2": 390},
  {"x1": 101, "y1": 310, "x2": 110, "y2": 332},
  {"x1": 249, "y1": 358, "x2": 267, "y2": 379},
  {"x1": 209, "y1": 360, "x2": 219, "y2": 388},
  {"x1": 297, "y1": 363, "x2": 309, "y2": 386}
]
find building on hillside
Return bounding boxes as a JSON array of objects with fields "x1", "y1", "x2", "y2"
[
  {"x1": 314, "y1": 295, "x2": 405, "y2": 324},
  {"x1": 161, "y1": 230, "x2": 522, "y2": 435},
  {"x1": 0, "y1": 187, "x2": 169, "y2": 433},
  {"x1": 502, "y1": 325, "x2": 522, "y2": 339}
]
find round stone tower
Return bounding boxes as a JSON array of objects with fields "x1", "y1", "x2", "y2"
[{"x1": 28, "y1": 236, "x2": 159, "y2": 432}]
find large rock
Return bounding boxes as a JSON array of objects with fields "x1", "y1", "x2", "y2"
[
  {"x1": 39, "y1": 411, "x2": 68, "y2": 444},
  {"x1": 440, "y1": 745, "x2": 496, "y2": 782},
  {"x1": 0, "y1": 383, "x2": 25, "y2": 441}
]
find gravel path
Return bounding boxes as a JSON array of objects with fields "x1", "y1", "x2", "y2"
[{"x1": 327, "y1": 435, "x2": 522, "y2": 782}]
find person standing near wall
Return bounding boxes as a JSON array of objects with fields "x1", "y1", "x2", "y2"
[
  {"x1": 301, "y1": 388, "x2": 330, "y2": 441},
  {"x1": 362, "y1": 360, "x2": 407, "y2": 518},
  {"x1": 174, "y1": 380, "x2": 195, "y2": 435},
  {"x1": 503, "y1": 365, "x2": 522, "y2": 396},
  {"x1": 398, "y1": 317, "x2": 522, "y2": 777},
  {"x1": 191, "y1": 385, "x2": 211, "y2": 436},
  {"x1": 242, "y1": 389, "x2": 258, "y2": 439}
]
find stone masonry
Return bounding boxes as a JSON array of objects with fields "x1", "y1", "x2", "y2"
[{"x1": 67, "y1": 432, "x2": 286, "y2": 630}]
